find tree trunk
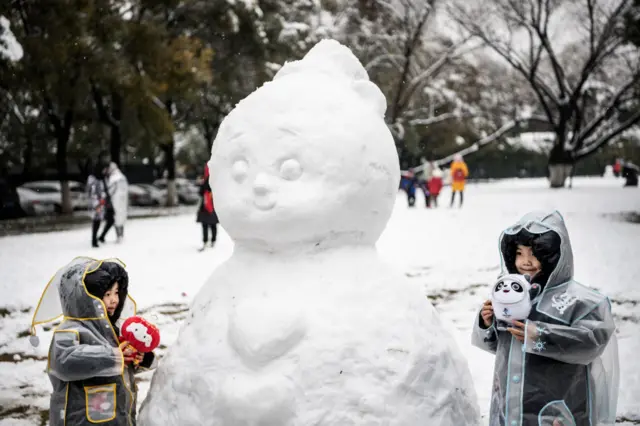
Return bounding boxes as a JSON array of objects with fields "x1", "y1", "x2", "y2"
[
  {"x1": 22, "y1": 138, "x2": 33, "y2": 179},
  {"x1": 203, "y1": 119, "x2": 217, "y2": 154},
  {"x1": 109, "y1": 92, "x2": 123, "y2": 166},
  {"x1": 548, "y1": 164, "x2": 573, "y2": 188},
  {"x1": 163, "y1": 139, "x2": 177, "y2": 207},
  {"x1": 56, "y1": 131, "x2": 73, "y2": 214},
  {"x1": 547, "y1": 133, "x2": 573, "y2": 188}
]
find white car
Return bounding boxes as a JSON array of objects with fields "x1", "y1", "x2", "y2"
[
  {"x1": 129, "y1": 184, "x2": 155, "y2": 207},
  {"x1": 19, "y1": 180, "x2": 88, "y2": 212},
  {"x1": 138, "y1": 183, "x2": 172, "y2": 206},
  {"x1": 15, "y1": 187, "x2": 57, "y2": 215},
  {"x1": 153, "y1": 178, "x2": 198, "y2": 205}
]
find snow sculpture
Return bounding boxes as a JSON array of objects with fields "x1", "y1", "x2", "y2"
[
  {"x1": 139, "y1": 39, "x2": 481, "y2": 426},
  {"x1": 491, "y1": 274, "x2": 540, "y2": 324}
]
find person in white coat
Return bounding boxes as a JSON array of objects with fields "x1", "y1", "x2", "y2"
[{"x1": 100, "y1": 162, "x2": 129, "y2": 243}]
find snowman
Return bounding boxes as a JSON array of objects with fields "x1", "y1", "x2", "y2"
[{"x1": 139, "y1": 40, "x2": 480, "y2": 426}]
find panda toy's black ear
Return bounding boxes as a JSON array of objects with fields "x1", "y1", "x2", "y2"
[{"x1": 529, "y1": 283, "x2": 542, "y2": 300}]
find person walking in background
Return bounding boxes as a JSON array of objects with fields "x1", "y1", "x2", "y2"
[
  {"x1": 449, "y1": 154, "x2": 468, "y2": 207},
  {"x1": 87, "y1": 163, "x2": 107, "y2": 248},
  {"x1": 99, "y1": 162, "x2": 128, "y2": 243},
  {"x1": 197, "y1": 164, "x2": 218, "y2": 251},
  {"x1": 107, "y1": 162, "x2": 129, "y2": 242},
  {"x1": 427, "y1": 167, "x2": 443, "y2": 208}
]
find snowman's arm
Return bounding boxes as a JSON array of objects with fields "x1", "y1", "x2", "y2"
[
  {"x1": 48, "y1": 329, "x2": 124, "y2": 381},
  {"x1": 523, "y1": 300, "x2": 615, "y2": 365},
  {"x1": 471, "y1": 309, "x2": 498, "y2": 354}
]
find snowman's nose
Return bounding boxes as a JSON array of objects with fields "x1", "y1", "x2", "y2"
[{"x1": 253, "y1": 174, "x2": 271, "y2": 196}]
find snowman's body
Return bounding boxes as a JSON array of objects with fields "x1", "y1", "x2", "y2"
[
  {"x1": 139, "y1": 40, "x2": 480, "y2": 426},
  {"x1": 491, "y1": 274, "x2": 537, "y2": 324}
]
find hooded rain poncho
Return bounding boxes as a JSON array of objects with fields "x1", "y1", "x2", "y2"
[{"x1": 472, "y1": 211, "x2": 619, "y2": 426}]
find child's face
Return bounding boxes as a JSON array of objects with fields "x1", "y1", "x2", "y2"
[
  {"x1": 515, "y1": 245, "x2": 541, "y2": 277},
  {"x1": 103, "y1": 282, "x2": 120, "y2": 317}
]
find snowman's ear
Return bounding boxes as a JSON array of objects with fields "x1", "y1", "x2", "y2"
[
  {"x1": 351, "y1": 80, "x2": 387, "y2": 118},
  {"x1": 273, "y1": 60, "x2": 305, "y2": 80}
]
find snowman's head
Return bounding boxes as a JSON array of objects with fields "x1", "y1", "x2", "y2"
[
  {"x1": 492, "y1": 275, "x2": 531, "y2": 304},
  {"x1": 209, "y1": 40, "x2": 399, "y2": 252}
]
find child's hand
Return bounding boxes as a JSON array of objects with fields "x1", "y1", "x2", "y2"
[
  {"x1": 119, "y1": 341, "x2": 136, "y2": 364},
  {"x1": 481, "y1": 300, "x2": 494, "y2": 328},
  {"x1": 507, "y1": 320, "x2": 536, "y2": 343},
  {"x1": 134, "y1": 352, "x2": 144, "y2": 365}
]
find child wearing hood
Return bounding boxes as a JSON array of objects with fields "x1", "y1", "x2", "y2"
[
  {"x1": 473, "y1": 211, "x2": 619, "y2": 426},
  {"x1": 34, "y1": 258, "x2": 156, "y2": 425}
]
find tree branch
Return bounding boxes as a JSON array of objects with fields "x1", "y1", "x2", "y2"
[
  {"x1": 577, "y1": 75, "x2": 640, "y2": 142},
  {"x1": 90, "y1": 81, "x2": 119, "y2": 128},
  {"x1": 406, "y1": 119, "x2": 523, "y2": 172},
  {"x1": 575, "y1": 110, "x2": 640, "y2": 160},
  {"x1": 409, "y1": 111, "x2": 475, "y2": 126},
  {"x1": 397, "y1": 38, "x2": 468, "y2": 110}
]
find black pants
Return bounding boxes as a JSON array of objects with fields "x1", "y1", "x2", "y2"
[
  {"x1": 92, "y1": 220, "x2": 101, "y2": 246},
  {"x1": 450, "y1": 191, "x2": 464, "y2": 207},
  {"x1": 202, "y1": 223, "x2": 217, "y2": 243},
  {"x1": 99, "y1": 208, "x2": 115, "y2": 241},
  {"x1": 428, "y1": 194, "x2": 439, "y2": 207}
]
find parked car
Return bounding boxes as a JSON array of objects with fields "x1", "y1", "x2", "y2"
[
  {"x1": 16, "y1": 187, "x2": 57, "y2": 216},
  {"x1": 138, "y1": 183, "x2": 172, "y2": 206},
  {"x1": 19, "y1": 180, "x2": 88, "y2": 212},
  {"x1": 153, "y1": 178, "x2": 199, "y2": 205},
  {"x1": 129, "y1": 184, "x2": 155, "y2": 207}
]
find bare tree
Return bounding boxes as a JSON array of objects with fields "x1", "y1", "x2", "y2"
[
  {"x1": 330, "y1": 0, "x2": 480, "y2": 145},
  {"x1": 450, "y1": 0, "x2": 640, "y2": 187}
]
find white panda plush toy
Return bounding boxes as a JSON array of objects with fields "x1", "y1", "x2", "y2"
[{"x1": 491, "y1": 274, "x2": 541, "y2": 324}]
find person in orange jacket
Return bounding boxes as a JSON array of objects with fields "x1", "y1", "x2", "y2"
[{"x1": 449, "y1": 154, "x2": 468, "y2": 207}]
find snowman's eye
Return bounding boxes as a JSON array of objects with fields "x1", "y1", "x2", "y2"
[
  {"x1": 280, "y1": 159, "x2": 302, "y2": 181},
  {"x1": 231, "y1": 159, "x2": 249, "y2": 183},
  {"x1": 511, "y1": 283, "x2": 523, "y2": 292}
]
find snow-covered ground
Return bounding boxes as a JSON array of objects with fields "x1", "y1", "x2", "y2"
[{"x1": 0, "y1": 177, "x2": 638, "y2": 425}]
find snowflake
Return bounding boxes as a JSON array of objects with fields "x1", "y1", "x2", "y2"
[
  {"x1": 532, "y1": 339, "x2": 546, "y2": 352},
  {"x1": 536, "y1": 325, "x2": 547, "y2": 335}
]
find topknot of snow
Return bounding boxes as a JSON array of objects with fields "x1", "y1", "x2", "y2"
[{"x1": 275, "y1": 39, "x2": 369, "y2": 83}]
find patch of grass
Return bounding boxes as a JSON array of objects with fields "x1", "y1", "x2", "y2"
[
  {"x1": 16, "y1": 329, "x2": 31, "y2": 338},
  {"x1": 611, "y1": 298, "x2": 638, "y2": 306},
  {"x1": 0, "y1": 405, "x2": 49, "y2": 426},
  {"x1": 623, "y1": 212, "x2": 640, "y2": 224},
  {"x1": 0, "y1": 405, "x2": 31, "y2": 418},
  {"x1": 617, "y1": 416, "x2": 640, "y2": 424},
  {"x1": 0, "y1": 352, "x2": 47, "y2": 363},
  {"x1": 39, "y1": 409, "x2": 49, "y2": 426}
]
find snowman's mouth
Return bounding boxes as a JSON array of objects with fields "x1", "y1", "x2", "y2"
[{"x1": 254, "y1": 197, "x2": 276, "y2": 211}]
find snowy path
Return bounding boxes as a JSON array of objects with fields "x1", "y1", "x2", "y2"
[{"x1": 0, "y1": 177, "x2": 639, "y2": 425}]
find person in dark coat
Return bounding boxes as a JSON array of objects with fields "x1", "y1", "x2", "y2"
[
  {"x1": 621, "y1": 162, "x2": 639, "y2": 187},
  {"x1": 87, "y1": 163, "x2": 107, "y2": 248},
  {"x1": 197, "y1": 164, "x2": 219, "y2": 251},
  {"x1": 472, "y1": 211, "x2": 619, "y2": 426}
]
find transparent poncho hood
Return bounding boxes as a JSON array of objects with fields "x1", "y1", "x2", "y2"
[
  {"x1": 30, "y1": 257, "x2": 136, "y2": 342},
  {"x1": 499, "y1": 210, "x2": 573, "y2": 288}
]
